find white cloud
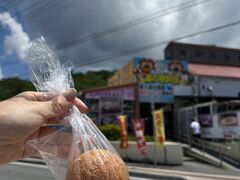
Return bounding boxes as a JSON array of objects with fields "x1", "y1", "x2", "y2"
[
  {"x1": 0, "y1": 11, "x2": 31, "y2": 61},
  {"x1": 14, "y1": 0, "x2": 240, "y2": 72}
]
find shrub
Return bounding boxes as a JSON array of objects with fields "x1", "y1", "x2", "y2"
[{"x1": 98, "y1": 124, "x2": 121, "y2": 141}]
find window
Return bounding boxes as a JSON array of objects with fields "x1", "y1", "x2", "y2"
[
  {"x1": 180, "y1": 49, "x2": 186, "y2": 56},
  {"x1": 238, "y1": 56, "x2": 240, "y2": 61},
  {"x1": 217, "y1": 105, "x2": 227, "y2": 113},
  {"x1": 224, "y1": 54, "x2": 230, "y2": 60},
  {"x1": 209, "y1": 52, "x2": 216, "y2": 58},
  {"x1": 197, "y1": 106, "x2": 211, "y2": 115},
  {"x1": 195, "y1": 51, "x2": 202, "y2": 57},
  {"x1": 165, "y1": 50, "x2": 172, "y2": 59}
]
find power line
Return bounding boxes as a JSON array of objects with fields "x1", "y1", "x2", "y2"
[
  {"x1": 1, "y1": 1, "x2": 202, "y2": 68},
  {"x1": 0, "y1": 0, "x2": 23, "y2": 9},
  {"x1": 0, "y1": 0, "x2": 66, "y2": 32},
  {"x1": 56, "y1": 0, "x2": 213, "y2": 49},
  {"x1": 16, "y1": 18, "x2": 240, "y2": 78},
  {"x1": 23, "y1": 0, "x2": 66, "y2": 22},
  {"x1": 18, "y1": 1, "x2": 54, "y2": 18},
  {"x1": 73, "y1": 19, "x2": 240, "y2": 69}
]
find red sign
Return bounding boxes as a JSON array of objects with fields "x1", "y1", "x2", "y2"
[
  {"x1": 132, "y1": 119, "x2": 146, "y2": 154},
  {"x1": 118, "y1": 115, "x2": 128, "y2": 149}
]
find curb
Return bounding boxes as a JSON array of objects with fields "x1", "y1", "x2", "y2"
[{"x1": 128, "y1": 170, "x2": 186, "y2": 180}]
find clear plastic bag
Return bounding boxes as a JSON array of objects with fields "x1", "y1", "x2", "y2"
[{"x1": 26, "y1": 38, "x2": 129, "y2": 180}]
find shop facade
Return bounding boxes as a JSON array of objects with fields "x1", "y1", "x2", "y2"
[{"x1": 83, "y1": 57, "x2": 190, "y2": 137}]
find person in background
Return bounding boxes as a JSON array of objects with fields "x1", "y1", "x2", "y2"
[{"x1": 190, "y1": 118, "x2": 201, "y2": 139}]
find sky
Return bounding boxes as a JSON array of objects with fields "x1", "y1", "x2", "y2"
[{"x1": 0, "y1": 0, "x2": 240, "y2": 79}]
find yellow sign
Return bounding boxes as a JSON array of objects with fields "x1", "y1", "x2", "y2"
[
  {"x1": 153, "y1": 109, "x2": 165, "y2": 145},
  {"x1": 143, "y1": 74, "x2": 181, "y2": 84}
]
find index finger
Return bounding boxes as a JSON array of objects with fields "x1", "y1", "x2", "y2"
[{"x1": 73, "y1": 98, "x2": 88, "y2": 113}]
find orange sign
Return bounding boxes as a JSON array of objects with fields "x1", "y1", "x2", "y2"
[
  {"x1": 118, "y1": 115, "x2": 128, "y2": 149},
  {"x1": 153, "y1": 109, "x2": 165, "y2": 145}
]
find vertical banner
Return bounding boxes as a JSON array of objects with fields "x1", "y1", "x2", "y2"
[
  {"x1": 132, "y1": 119, "x2": 146, "y2": 154},
  {"x1": 117, "y1": 115, "x2": 128, "y2": 149},
  {"x1": 153, "y1": 109, "x2": 165, "y2": 145}
]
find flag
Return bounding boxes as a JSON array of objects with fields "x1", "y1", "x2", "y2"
[
  {"x1": 132, "y1": 119, "x2": 146, "y2": 154},
  {"x1": 117, "y1": 115, "x2": 128, "y2": 149},
  {"x1": 153, "y1": 109, "x2": 165, "y2": 145}
]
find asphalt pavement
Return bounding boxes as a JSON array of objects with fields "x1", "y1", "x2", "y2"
[
  {"x1": 1, "y1": 158, "x2": 240, "y2": 180},
  {"x1": 0, "y1": 162, "x2": 155, "y2": 180}
]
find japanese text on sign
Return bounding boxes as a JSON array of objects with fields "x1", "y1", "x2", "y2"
[
  {"x1": 143, "y1": 74, "x2": 181, "y2": 84},
  {"x1": 153, "y1": 109, "x2": 165, "y2": 145}
]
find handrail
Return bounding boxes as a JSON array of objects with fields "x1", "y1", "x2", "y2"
[{"x1": 167, "y1": 133, "x2": 240, "y2": 168}]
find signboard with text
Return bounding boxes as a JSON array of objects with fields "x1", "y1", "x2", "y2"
[
  {"x1": 85, "y1": 86, "x2": 135, "y2": 100},
  {"x1": 133, "y1": 57, "x2": 188, "y2": 103},
  {"x1": 133, "y1": 57, "x2": 188, "y2": 84},
  {"x1": 139, "y1": 83, "x2": 174, "y2": 103}
]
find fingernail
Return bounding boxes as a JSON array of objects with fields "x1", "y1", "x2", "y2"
[{"x1": 62, "y1": 88, "x2": 77, "y2": 102}]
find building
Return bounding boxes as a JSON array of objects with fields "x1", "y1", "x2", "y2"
[
  {"x1": 165, "y1": 41, "x2": 240, "y2": 67},
  {"x1": 82, "y1": 42, "x2": 240, "y2": 139}
]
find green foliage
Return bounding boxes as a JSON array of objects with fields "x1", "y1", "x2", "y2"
[
  {"x1": 145, "y1": 135, "x2": 154, "y2": 142},
  {"x1": 73, "y1": 70, "x2": 114, "y2": 91},
  {"x1": 128, "y1": 135, "x2": 153, "y2": 142},
  {"x1": 98, "y1": 124, "x2": 154, "y2": 142},
  {"x1": 127, "y1": 135, "x2": 135, "y2": 141},
  {"x1": 0, "y1": 70, "x2": 114, "y2": 100},
  {"x1": 0, "y1": 78, "x2": 35, "y2": 100},
  {"x1": 98, "y1": 124, "x2": 121, "y2": 141}
]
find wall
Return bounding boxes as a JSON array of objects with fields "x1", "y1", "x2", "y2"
[
  {"x1": 200, "y1": 112, "x2": 240, "y2": 139},
  {"x1": 164, "y1": 42, "x2": 240, "y2": 67},
  {"x1": 174, "y1": 85, "x2": 193, "y2": 96},
  {"x1": 111, "y1": 141, "x2": 183, "y2": 165},
  {"x1": 198, "y1": 76, "x2": 240, "y2": 97},
  {"x1": 108, "y1": 60, "x2": 134, "y2": 86}
]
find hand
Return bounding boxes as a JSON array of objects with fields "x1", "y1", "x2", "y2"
[{"x1": 0, "y1": 89, "x2": 88, "y2": 164}]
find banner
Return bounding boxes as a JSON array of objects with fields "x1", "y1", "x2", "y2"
[
  {"x1": 132, "y1": 119, "x2": 146, "y2": 154},
  {"x1": 133, "y1": 57, "x2": 189, "y2": 85},
  {"x1": 153, "y1": 109, "x2": 165, "y2": 145},
  {"x1": 117, "y1": 115, "x2": 128, "y2": 149}
]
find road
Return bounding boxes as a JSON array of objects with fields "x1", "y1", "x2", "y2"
[{"x1": 0, "y1": 162, "x2": 155, "y2": 180}]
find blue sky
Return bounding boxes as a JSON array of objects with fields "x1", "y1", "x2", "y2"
[{"x1": 0, "y1": 6, "x2": 30, "y2": 79}]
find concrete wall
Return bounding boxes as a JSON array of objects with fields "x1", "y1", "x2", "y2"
[
  {"x1": 174, "y1": 76, "x2": 240, "y2": 98},
  {"x1": 198, "y1": 76, "x2": 240, "y2": 97},
  {"x1": 111, "y1": 141, "x2": 183, "y2": 165},
  {"x1": 174, "y1": 85, "x2": 193, "y2": 96}
]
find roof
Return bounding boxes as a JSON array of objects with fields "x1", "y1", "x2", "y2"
[
  {"x1": 166, "y1": 41, "x2": 240, "y2": 53},
  {"x1": 189, "y1": 63, "x2": 240, "y2": 79},
  {"x1": 80, "y1": 83, "x2": 137, "y2": 93}
]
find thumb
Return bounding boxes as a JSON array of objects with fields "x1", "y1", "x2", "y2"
[{"x1": 39, "y1": 88, "x2": 77, "y2": 119}]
